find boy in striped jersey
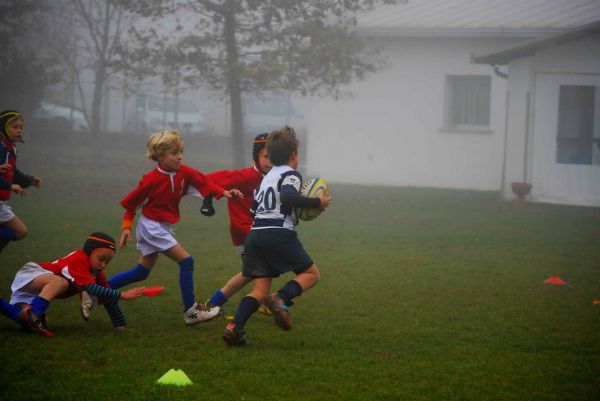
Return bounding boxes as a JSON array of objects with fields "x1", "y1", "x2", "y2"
[
  {"x1": 0, "y1": 233, "x2": 145, "y2": 337},
  {"x1": 222, "y1": 126, "x2": 331, "y2": 346}
]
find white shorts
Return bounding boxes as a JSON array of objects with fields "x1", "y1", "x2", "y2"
[
  {"x1": 136, "y1": 215, "x2": 178, "y2": 256},
  {"x1": 0, "y1": 201, "x2": 16, "y2": 224},
  {"x1": 10, "y1": 262, "x2": 53, "y2": 305}
]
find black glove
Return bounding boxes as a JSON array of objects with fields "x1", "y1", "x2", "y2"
[{"x1": 201, "y1": 195, "x2": 215, "y2": 217}]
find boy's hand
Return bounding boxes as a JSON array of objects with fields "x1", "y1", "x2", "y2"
[
  {"x1": 200, "y1": 196, "x2": 215, "y2": 217},
  {"x1": 319, "y1": 194, "x2": 332, "y2": 210},
  {"x1": 223, "y1": 189, "x2": 244, "y2": 199},
  {"x1": 10, "y1": 184, "x2": 25, "y2": 196},
  {"x1": 119, "y1": 229, "x2": 132, "y2": 249},
  {"x1": 0, "y1": 163, "x2": 11, "y2": 173},
  {"x1": 120, "y1": 286, "x2": 146, "y2": 300},
  {"x1": 30, "y1": 176, "x2": 41, "y2": 189}
]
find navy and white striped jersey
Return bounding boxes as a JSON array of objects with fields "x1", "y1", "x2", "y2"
[{"x1": 251, "y1": 165, "x2": 302, "y2": 230}]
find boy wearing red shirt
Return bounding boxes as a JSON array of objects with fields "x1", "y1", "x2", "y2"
[
  {"x1": 201, "y1": 134, "x2": 273, "y2": 315},
  {"x1": 109, "y1": 129, "x2": 241, "y2": 325},
  {"x1": 0, "y1": 233, "x2": 145, "y2": 337}
]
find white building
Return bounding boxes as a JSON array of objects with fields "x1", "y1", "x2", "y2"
[
  {"x1": 473, "y1": 21, "x2": 600, "y2": 207},
  {"x1": 306, "y1": 0, "x2": 600, "y2": 196}
]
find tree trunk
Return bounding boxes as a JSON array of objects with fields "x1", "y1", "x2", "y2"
[
  {"x1": 223, "y1": 3, "x2": 244, "y2": 168},
  {"x1": 91, "y1": 62, "x2": 106, "y2": 155}
]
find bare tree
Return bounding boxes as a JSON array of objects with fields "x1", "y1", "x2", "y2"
[
  {"x1": 48, "y1": 0, "x2": 132, "y2": 144},
  {"x1": 122, "y1": 0, "x2": 396, "y2": 167}
]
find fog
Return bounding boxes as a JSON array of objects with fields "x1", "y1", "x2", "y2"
[{"x1": 3, "y1": 0, "x2": 600, "y2": 206}]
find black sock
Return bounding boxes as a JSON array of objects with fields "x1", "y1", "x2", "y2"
[
  {"x1": 234, "y1": 296, "x2": 259, "y2": 329},
  {"x1": 277, "y1": 280, "x2": 303, "y2": 305}
]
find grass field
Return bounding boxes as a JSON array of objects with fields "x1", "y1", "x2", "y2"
[{"x1": 0, "y1": 142, "x2": 599, "y2": 401}]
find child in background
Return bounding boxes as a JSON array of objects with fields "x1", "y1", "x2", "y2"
[
  {"x1": 200, "y1": 133, "x2": 273, "y2": 317},
  {"x1": 0, "y1": 110, "x2": 41, "y2": 253},
  {"x1": 222, "y1": 126, "x2": 331, "y2": 346},
  {"x1": 110, "y1": 128, "x2": 241, "y2": 325},
  {"x1": 0, "y1": 232, "x2": 145, "y2": 337}
]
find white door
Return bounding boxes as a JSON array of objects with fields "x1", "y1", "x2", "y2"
[{"x1": 532, "y1": 73, "x2": 600, "y2": 207}]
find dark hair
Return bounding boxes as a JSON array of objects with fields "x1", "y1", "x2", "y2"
[
  {"x1": 252, "y1": 133, "x2": 269, "y2": 162},
  {"x1": 266, "y1": 126, "x2": 298, "y2": 166},
  {"x1": 83, "y1": 232, "x2": 116, "y2": 255}
]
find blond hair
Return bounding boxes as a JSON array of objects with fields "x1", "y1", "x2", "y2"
[{"x1": 146, "y1": 128, "x2": 184, "y2": 161}]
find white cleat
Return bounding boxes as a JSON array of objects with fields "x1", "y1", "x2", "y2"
[
  {"x1": 80, "y1": 291, "x2": 97, "y2": 322},
  {"x1": 184, "y1": 301, "x2": 221, "y2": 325}
]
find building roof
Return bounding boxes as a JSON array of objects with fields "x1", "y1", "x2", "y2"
[
  {"x1": 357, "y1": 0, "x2": 600, "y2": 37},
  {"x1": 472, "y1": 19, "x2": 600, "y2": 64}
]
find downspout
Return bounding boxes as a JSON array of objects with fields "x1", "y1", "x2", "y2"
[{"x1": 494, "y1": 65, "x2": 509, "y2": 199}]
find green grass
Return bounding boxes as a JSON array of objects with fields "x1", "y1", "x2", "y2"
[{"x1": 0, "y1": 143, "x2": 598, "y2": 401}]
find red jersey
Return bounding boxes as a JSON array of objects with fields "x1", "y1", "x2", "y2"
[
  {"x1": 0, "y1": 135, "x2": 16, "y2": 200},
  {"x1": 39, "y1": 249, "x2": 109, "y2": 298},
  {"x1": 121, "y1": 163, "x2": 224, "y2": 225},
  {"x1": 207, "y1": 166, "x2": 263, "y2": 246}
]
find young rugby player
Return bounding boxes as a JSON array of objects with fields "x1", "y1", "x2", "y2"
[
  {"x1": 0, "y1": 233, "x2": 145, "y2": 337},
  {"x1": 109, "y1": 129, "x2": 241, "y2": 325},
  {"x1": 222, "y1": 126, "x2": 331, "y2": 346},
  {"x1": 0, "y1": 110, "x2": 41, "y2": 253},
  {"x1": 201, "y1": 133, "x2": 273, "y2": 317}
]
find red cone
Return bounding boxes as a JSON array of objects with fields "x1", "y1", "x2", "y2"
[{"x1": 543, "y1": 276, "x2": 565, "y2": 285}]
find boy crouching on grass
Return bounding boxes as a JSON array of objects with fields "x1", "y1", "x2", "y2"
[
  {"x1": 222, "y1": 126, "x2": 331, "y2": 346},
  {"x1": 0, "y1": 233, "x2": 145, "y2": 337}
]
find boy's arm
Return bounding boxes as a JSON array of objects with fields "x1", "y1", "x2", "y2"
[
  {"x1": 13, "y1": 168, "x2": 33, "y2": 188},
  {"x1": 120, "y1": 175, "x2": 152, "y2": 230},
  {"x1": 280, "y1": 191, "x2": 322, "y2": 208},
  {"x1": 190, "y1": 168, "x2": 227, "y2": 199},
  {"x1": 0, "y1": 146, "x2": 11, "y2": 189}
]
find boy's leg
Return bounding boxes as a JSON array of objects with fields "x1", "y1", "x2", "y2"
[
  {"x1": 0, "y1": 298, "x2": 28, "y2": 328},
  {"x1": 1, "y1": 216, "x2": 28, "y2": 240},
  {"x1": 277, "y1": 264, "x2": 320, "y2": 304},
  {"x1": 223, "y1": 277, "x2": 271, "y2": 346},
  {"x1": 18, "y1": 275, "x2": 68, "y2": 337},
  {"x1": 107, "y1": 254, "x2": 155, "y2": 289},
  {"x1": 164, "y1": 244, "x2": 220, "y2": 324},
  {"x1": 268, "y1": 264, "x2": 320, "y2": 331}
]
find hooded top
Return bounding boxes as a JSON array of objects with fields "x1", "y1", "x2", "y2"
[{"x1": 0, "y1": 110, "x2": 33, "y2": 200}]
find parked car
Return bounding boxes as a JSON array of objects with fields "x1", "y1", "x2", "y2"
[
  {"x1": 127, "y1": 94, "x2": 207, "y2": 135},
  {"x1": 243, "y1": 94, "x2": 306, "y2": 135},
  {"x1": 31, "y1": 101, "x2": 89, "y2": 131}
]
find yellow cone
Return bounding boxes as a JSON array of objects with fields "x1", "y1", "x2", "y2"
[{"x1": 156, "y1": 369, "x2": 193, "y2": 386}]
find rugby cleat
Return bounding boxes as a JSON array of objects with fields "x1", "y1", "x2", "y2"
[
  {"x1": 80, "y1": 291, "x2": 96, "y2": 322},
  {"x1": 222, "y1": 323, "x2": 246, "y2": 346},
  {"x1": 18, "y1": 305, "x2": 53, "y2": 337},
  {"x1": 257, "y1": 304, "x2": 272, "y2": 316},
  {"x1": 205, "y1": 299, "x2": 234, "y2": 321},
  {"x1": 184, "y1": 301, "x2": 221, "y2": 325},
  {"x1": 267, "y1": 293, "x2": 292, "y2": 331}
]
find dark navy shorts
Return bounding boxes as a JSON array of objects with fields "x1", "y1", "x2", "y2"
[{"x1": 242, "y1": 228, "x2": 313, "y2": 278}]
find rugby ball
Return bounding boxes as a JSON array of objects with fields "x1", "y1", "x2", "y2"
[{"x1": 298, "y1": 178, "x2": 328, "y2": 221}]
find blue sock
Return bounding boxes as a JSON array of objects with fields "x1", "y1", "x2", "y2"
[
  {"x1": 30, "y1": 296, "x2": 50, "y2": 316},
  {"x1": 0, "y1": 299, "x2": 28, "y2": 329},
  {"x1": 108, "y1": 263, "x2": 150, "y2": 289},
  {"x1": 0, "y1": 298, "x2": 21, "y2": 320},
  {"x1": 0, "y1": 226, "x2": 17, "y2": 241},
  {"x1": 277, "y1": 280, "x2": 303, "y2": 305},
  {"x1": 233, "y1": 296, "x2": 259, "y2": 329},
  {"x1": 209, "y1": 289, "x2": 228, "y2": 307},
  {"x1": 179, "y1": 256, "x2": 195, "y2": 311}
]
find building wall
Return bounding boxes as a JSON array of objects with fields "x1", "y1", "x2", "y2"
[
  {"x1": 306, "y1": 36, "x2": 521, "y2": 190},
  {"x1": 502, "y1": 33, "x2": 600, "y2": 202}
]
